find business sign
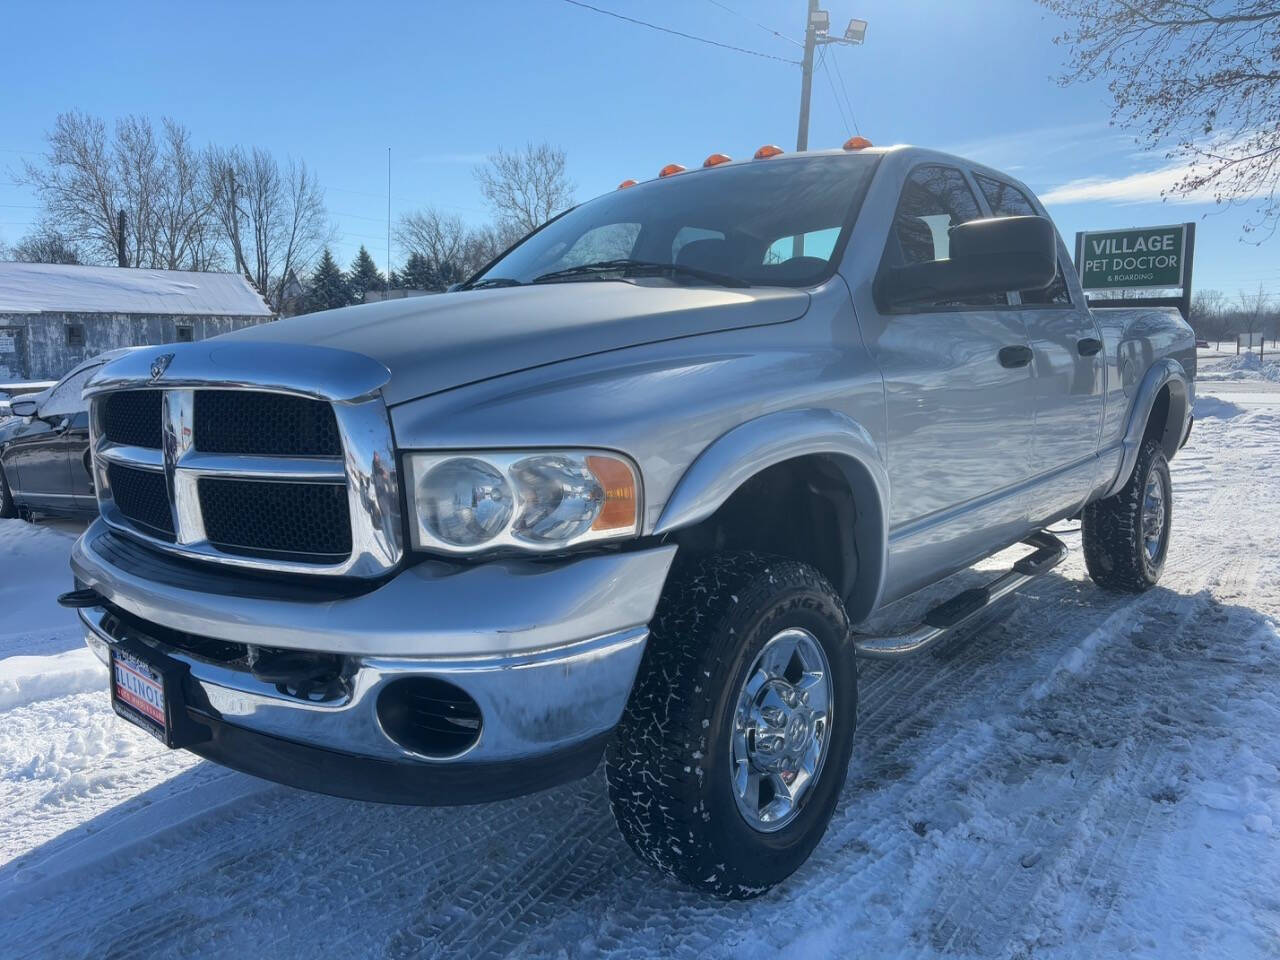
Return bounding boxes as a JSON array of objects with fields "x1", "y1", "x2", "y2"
[{"x1": 1077, "y1": 224, "x2": 1187, "y2": 290}]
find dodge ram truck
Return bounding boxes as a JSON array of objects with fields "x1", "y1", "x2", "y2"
[{"x1": 66, "y1": 142, "x2": 1194, "y2": 898}]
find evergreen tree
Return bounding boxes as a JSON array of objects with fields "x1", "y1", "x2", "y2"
[
  {"x1": 347, "y1": 246, "x2": 386, "y2": 303},
  {"x1": 399, "y1": 251, "x2": 437, "y2": 291},
  {"x1": 304, "y1": 249, "x2": 350, "y2": 313}
]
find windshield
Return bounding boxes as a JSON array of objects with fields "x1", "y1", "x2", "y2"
[{"x1": 468, "y1": 154, "x2": 880, "y2": 289}]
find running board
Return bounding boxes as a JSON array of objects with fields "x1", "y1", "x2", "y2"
[{"x1": 853, "y1": 531, "x2": 1067, "y2": 659}]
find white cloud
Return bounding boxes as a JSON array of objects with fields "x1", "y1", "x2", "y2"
[{"x1": 1040, "y1": 161, "x2": 1215, "y2": 206}]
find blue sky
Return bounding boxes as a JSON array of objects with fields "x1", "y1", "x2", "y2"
[{"x1": 2, "y1": 0, "x2": 1277, "y2": 296}]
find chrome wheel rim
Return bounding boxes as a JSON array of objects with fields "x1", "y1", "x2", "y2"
[
  {"x1": 730, "y1": 627, "x2": 833, "y2": 833},
  {"x1": 1142, "y1": 471, "x2": 1167, "y2": 564}
]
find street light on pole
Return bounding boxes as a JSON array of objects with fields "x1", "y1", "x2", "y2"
[
  {"x1": 794, "y1": 4, "x2": 866, "y2": 255},
  {"x1": 796, "y1": 4, "x2": 867, "y2": 153}
]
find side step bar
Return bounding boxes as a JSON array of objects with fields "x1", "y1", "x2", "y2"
[{"x1": 853, "y1": 531, "x2": 1067, "y2": 659}]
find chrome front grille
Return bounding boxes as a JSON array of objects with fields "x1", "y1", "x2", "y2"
[{"x1": 86, "y1": 344, "x2": 402, "y2": 578}]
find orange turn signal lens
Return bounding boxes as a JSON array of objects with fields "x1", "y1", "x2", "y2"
[
  {"x1": 842, "y1": 136, "x2": 873, "y2": 151},
  {"x1": 586, "y1": 455, "x2": 639, "y2": 532},
  {"x1": 753, "y1": 144, "x2": 784, "y2": 160},
  {"x1": 617, "y1": 178, "x2": 638, "y2": 189},
  {"x1": 658, "y1": 163, "x2": 687, "y2": 178},
  {"x1": 703, "y1": 152, "x2": 732, "y2": 167}
]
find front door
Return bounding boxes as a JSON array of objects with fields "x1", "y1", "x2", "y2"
[
  {"x1": 972, "y1": 173, "x2": 1105, "y2": 520},
  {"x1": 5, "y1": 361, "x2": 101, "y2": 512},
  {"x1": 868, "y1": 164, "x2": 1037, "y2": 600}
]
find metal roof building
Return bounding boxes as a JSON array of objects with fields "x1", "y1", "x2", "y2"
[{"x1": 0, "y1": 262, "x2": 275, "y2": 382}]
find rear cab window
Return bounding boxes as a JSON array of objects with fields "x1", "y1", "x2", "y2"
[{"x1": 973, "y1": 173, "x2": 1072, "y2": 307}]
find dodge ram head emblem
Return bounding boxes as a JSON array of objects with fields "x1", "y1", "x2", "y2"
[{"x1": 149, "y1": 353, "x2": 174, "y2": 381}]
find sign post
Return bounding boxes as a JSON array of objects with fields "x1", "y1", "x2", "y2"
[{"x1": 1074, "y1": 222, "x2": 1196, "y2": 321}]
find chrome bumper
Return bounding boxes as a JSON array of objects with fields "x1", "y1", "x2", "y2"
[{"x1": 75, "y1": 520, "x2": 676, "y2": 774}]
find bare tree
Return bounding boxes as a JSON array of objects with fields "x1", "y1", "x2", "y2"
[
  {"x1": 1237, "y1": 283, "x2": 1272, "y2": 353},
  {"x1": 474, "y1": 142, "x2": 575, "y2": 237},
  {"x1": 154, "y1": 120, "x2": 219, "y2": 270},
  {"x1": 1192, "y1": 289, "x2": 1230, "y2": 347},
  {"x1": 9, "y1": 224, "x2": 82, "y2": 264},
  {"x1": 1038, "y1": 2, "x2": 1280, "y2": 238},
  {"x1": 205, "y1": 147, "x2": 331, "y2": 307},
  {"x1": 396, "y1": 208, "x2": 471, "y2": 278},
  {"x1": 21, "y1": 112, "x2": 224, "y2": 270},
  {"x1": 21, "y1": 111, "x2": 123, "y2": 264}
]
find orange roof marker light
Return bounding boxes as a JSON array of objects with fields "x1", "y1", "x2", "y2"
[
  {"x1": 658, "y1": 163, "x2": 687, "y2": 178},
  {"x1": 843, "y1": 136, "x2": 874, "y2": 151},
  {"x1": 703, "y1": 152, "x2": 732, "y2": 167},
  {"x1": 617, "y1": 178, "x2": 638, "y2": 189},
  {"x1": 753, "y1": 144, "x2": 784, "y2": 160}
]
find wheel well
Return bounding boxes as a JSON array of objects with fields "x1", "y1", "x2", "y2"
[
  {"x1": 1142, "y1": 382, "x2": 1185, "y2": 459},
  {"x1": 669, "y1": 454, "x2": 883, "y2": 620}
]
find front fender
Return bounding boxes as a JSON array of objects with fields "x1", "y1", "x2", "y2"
[{"x1": 655, "y1": 407, "x2": 890, "y2": 620}]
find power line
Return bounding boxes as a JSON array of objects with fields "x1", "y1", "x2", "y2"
[
  {"x1": 828, "y1": 46, "x2": 861, "y2": 136},
  {"x1": 700, "y1": 0, "x2": 802, "y2": 47},
  {"x1": 817, "y1": 46, "x2": 852, "y2": 138},
  {"x1": 560, "y1": 0, "x2": 800, "y2": 64}
]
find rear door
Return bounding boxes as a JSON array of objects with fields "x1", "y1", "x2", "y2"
[
  {"x1": 869, "y1": 164, "x2": 1037, "y2": 597},
  {"x1": 973, "y1": 174, "x2": 1105, "y2": 520}
]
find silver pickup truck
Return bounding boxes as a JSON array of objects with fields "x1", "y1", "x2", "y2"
[{"x1": 67, "y1": 144, "x2": 1194, "y2": 898}]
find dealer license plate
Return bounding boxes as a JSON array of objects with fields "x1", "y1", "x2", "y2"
[{"x1": 110, "y1": 646, "x2": 170, "y2": 744}]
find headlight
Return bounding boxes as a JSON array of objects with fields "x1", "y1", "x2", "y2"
[{"x1": 406, "y1": 450, "x2": 641, "y2": 554}]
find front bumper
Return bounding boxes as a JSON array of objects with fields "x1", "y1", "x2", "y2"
[{"x1": 74, "y1": 521, "x2": 677, "y2": 802}]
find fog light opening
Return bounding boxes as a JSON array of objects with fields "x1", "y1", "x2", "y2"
[{"x1": 377, "y1": 677, "x2": 483, "y2": 758}]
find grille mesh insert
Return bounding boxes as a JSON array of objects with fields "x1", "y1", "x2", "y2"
[
  {"x1": 101, "y1": 391, "x2": 163, "y2": 449},
  {"x1": 199, "y1": 478, "x2": 351, "y2": 561},
  {"x1": 107, "y1": 463, "x2": 174, "y2": 540},
  {"x1": 194, "y1": 391, "x2": 341, "y2": 457}
]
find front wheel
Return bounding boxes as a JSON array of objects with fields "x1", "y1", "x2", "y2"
[
  {"x1": 605, "y1": 553, "x2": 857, "y2": 899},
  {"x1": 1082, "y1": 437, "x2": 1172, "y2": 592}
]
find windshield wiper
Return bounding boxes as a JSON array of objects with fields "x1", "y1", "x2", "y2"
[
  {"x1": 532, "y1": 259, "x2": 748, "y2": 288},
  {"x1": 465, "y1": 277, "x2": 524, "y2": 289}
]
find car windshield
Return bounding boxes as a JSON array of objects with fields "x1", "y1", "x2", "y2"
[{"x1": 467, "y1": 153, "x2": 880, "y2": 289}]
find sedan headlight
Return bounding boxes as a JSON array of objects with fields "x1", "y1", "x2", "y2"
[{"x1": 406, "y1": 450, "x2": 641, "y2": 554}]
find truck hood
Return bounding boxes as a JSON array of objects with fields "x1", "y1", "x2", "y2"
[{"x1": 223, "y1": 281, "x2": 810, "y2": 405}]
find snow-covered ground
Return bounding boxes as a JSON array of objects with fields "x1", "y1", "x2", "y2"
[{"x1": 2, "y1": 358, "x2": 1279, "y2": 958}]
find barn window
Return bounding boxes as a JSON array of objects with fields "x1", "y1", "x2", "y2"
[
  {"x1": 175, "y1": 325, "x2": 194, "y2": 342},
  {"x1": 65, "y1": 324, "x2": 85, "y2": 347}
]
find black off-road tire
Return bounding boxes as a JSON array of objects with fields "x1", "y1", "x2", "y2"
[
  {"x1": 1082, "y1": 437, "x2": 1171, "y2": 592},
  {"x1": 605, "y1": 552, "x2": 857, "y2": 899},
  {"x1": 0, "y1": 466, "x2": 16, "y2": 519}
]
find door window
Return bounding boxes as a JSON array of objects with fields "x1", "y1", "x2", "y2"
[
  {"x1": 884, "y1": 165, "x2": 1005, "y2": 307},
  {"x1": 973, "y1": 173, "x2": 1072, "y2": 306},
  {"x1": 40, "y1": 364, "x2": 99, "y2": 418}
]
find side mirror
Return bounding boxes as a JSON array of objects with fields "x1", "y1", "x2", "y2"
[
  {"x1": 9, "y1": 398, "x2": 39, "y2": 418},
  {"x1": 877, "y1": 215, "x2": 1057, "y2": 309}
]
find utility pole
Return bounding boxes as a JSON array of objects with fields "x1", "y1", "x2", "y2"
[
  {"x1": 795, "y1": 0, "x2": 819, "y2": 154},
  {"x1": 793, "y1": 5, "x2": 866, "y2": 255},
  {"x1": 795, "y1": 5, "x2": 867, "y2": 152},
  {"x1": 387, "y1": 147, "x2": 392, "y2": 286}
]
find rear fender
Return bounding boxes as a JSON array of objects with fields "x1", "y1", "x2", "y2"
[{"x1": 1106, "y1": 358, "x2": 1191, "y2": 497}]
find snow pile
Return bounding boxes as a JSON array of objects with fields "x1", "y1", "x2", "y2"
[
  {"x1": 1198, "y1": 350, "x2": 1280, "y2": 383},
  {"x1": 0, "y1": 648, "x2": 103, "y2": 713}
]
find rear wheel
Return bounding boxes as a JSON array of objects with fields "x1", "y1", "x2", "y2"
[
  {"x1": 605, "y1": 552, "x2": 857, "y2": 899},
  {"x1": 1082, "y1": 437, "x2": 1171, "y2": 592}
]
